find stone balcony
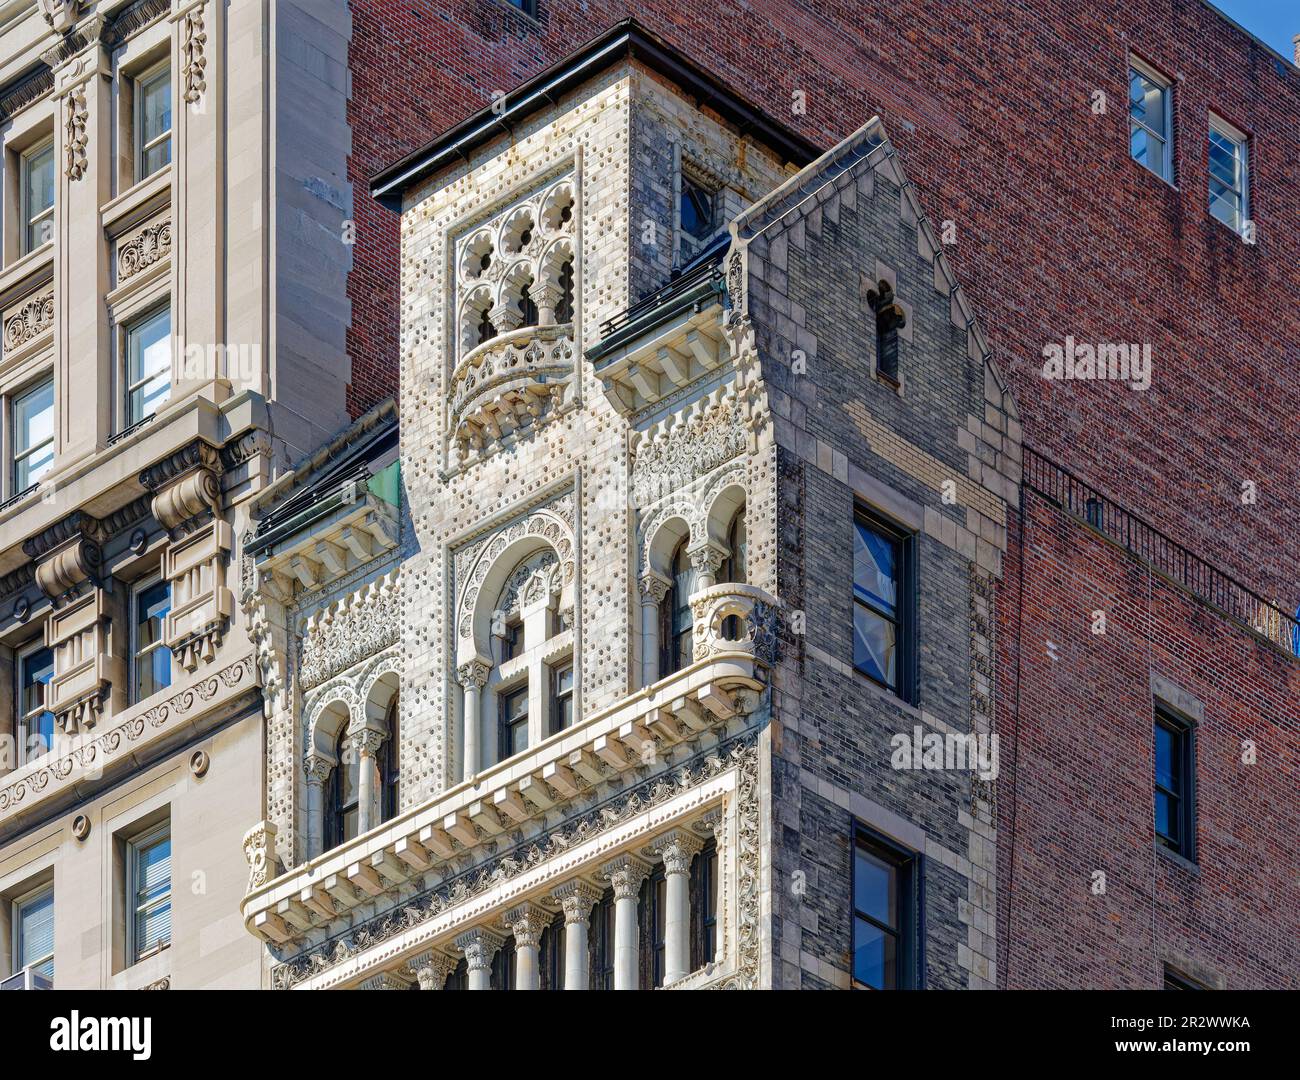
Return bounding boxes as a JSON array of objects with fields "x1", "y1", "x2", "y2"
[
  {"x1": 448, "y1": 324, "x2": 575, "y2": 467},
  {"x1": 239, "y1": 583, "x2": 779, "y2": 988}
]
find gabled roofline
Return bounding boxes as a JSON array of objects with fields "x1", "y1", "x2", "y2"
[{"x1": 368, "y1": 18, "x2": 822, "y2": 212}]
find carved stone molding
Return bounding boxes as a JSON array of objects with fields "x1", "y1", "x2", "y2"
[
  {"x1": 117, "y1": 218, "x2": 172, "y2": 281},
  {"x1": 38, "y1": 0, "x2": 82, "y2": 34},
  {"x1": 243, "y1": 820, "x2": 285, "y2": 892},
  {"x1": 141, "y1": 976, "x2": 171, "y2": 990},
  {"x1": 63, "y1": 84, "x2": 87, "y2": 180},
  {"x1": 180, "y1": 4, "x2": 206, "y2": 103},
  {"x1": 4, "y1": 291, "x2": 55, "y2": 353},
  {"x1": 140, "y1": 440, "x2": 223, "y2": 534}
]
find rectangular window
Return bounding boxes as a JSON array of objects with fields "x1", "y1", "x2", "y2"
[
  {"x1": 12, "y1": 377, "x2": 54, "y2": 492},
  {"x1": 500, "y1": 619, "x2": 523, "y2": 661},
  {"x1": 589, "y1": 888, "x2": 616, "y2": 990},
  {"x1": 16, "y1": 643, "x2": 54, "y2": 766},
  {"x1": 20, "y1": 141, "x2": 54, "y2": 254},
  {"x1": 125, "y1": 306, "x2": 171, "y2": 426},
  {"x1": 539, "y1": 911, "x2": 565, "y2": 990},
  {"x1": 498, "y1": 683, "x2": 528, "y2": 760},
  {"x1": 1155, "y1": 707, "x2": 1196, "y2": 860},
  {"x1": 638, "y1": 864, "x2": 668, "y2": 989},
  {"x1": 131, "y1": 577, "x2": 171, "y2": 702},
  {"x1": 690, "y1": 840, "x2": 719, "y2": 969},
  {"x1": 852, "y1": 826, "x2": 919, "y2": 990},
  {"x1": 136, "y1": 65, "x2": 172, "y2": 181},
  {"x1": 127, "y1": 824, "x2": 171, "y2": 964},
  {"x1": 1163, "y1": 965, "x2": 1208, "y2": 989},
  {"x1": 1129, "y1": 59, "x2": 1173, "y2": 183},
  {"x1": 853, "y1": 510, "x2": 915, "y2": 700},
  {"x1": 1207, "y1": 115, "x2": 1249, "y2": 235},
  {"x1": 550, "y1": 662, "x2": 574, "y2": 734},
  {"x1": 13, "y1": 884, "x2": 54, "y2": 984}
]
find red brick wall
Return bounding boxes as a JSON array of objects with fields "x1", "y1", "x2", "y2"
[{"x1": 998, "y1": 493, "x2": 1300, "y2": 988}]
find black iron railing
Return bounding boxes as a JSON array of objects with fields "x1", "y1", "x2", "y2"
[
  {"x1": 1023, "y1": 446, "x2": 1298, "y2": 656},
  {"x1": 599, "y1": 251, "x2": 726, "y2": 339}
]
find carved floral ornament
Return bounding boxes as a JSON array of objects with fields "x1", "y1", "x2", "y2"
[
  {"x1": 181, "y1": 4, "x2": 207, "y2": 104},
  {"x1": 267, "y1": 735, "x2": 761, "y2": 990},
  {"x1": 64, "y1": 83, "x2": 87, "y2": 180},
  {"x1": 4, "y1": 291, "x2": 55, "y2": 352},
  {"x1": 118, "y1": 219, "x2": 172, "y2": 281}
]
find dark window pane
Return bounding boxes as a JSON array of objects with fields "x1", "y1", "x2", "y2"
[
  {"x1": 854, "y1": 845, "x2": 897, "y2": 927},
  {"x1": 853, "y1": 604, "x2": 897, "y2": 688},
  {"x1": 853, "y1": 916, "x2": 897, "y2": 989},
  {"x1": 853, "y1": 521, "x2": 898, "y2": 613}
]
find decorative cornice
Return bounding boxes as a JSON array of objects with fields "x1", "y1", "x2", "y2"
[
  {"x1": 269, "y1": 736, "x2": 758, "y2": 989},
  {"x1": 0, "y1": 654, "x2": 255, "y2": 816},
  {"x1": 0, "y1": 65, "x2": 54, "y2": 122}
]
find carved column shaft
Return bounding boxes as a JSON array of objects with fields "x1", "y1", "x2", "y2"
[
  {"x1": 648, "y1": 830, "x2": 704, "y2": 985},
  {"x1": 457, "y1": 659, "x2": 489, "y2": 780},
  {"x1": 639, "y1": 572, "x2": 669, "y2": 688},
  {"x1": 455, "y1": 928, "x2": 504, "y2": 991},
  {"x1": 348, "y1": 727, "x2": 386, "y2": 834},
  {"x1": 603, "y1": 855, "x2": 650, "y2": 991},
  {"x1": 554, "y1": 881, "x2": 600, "y2": 991}
]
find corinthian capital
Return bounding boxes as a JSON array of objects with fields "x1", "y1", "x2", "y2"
[
  {"x1": 303, "y1": 752, "x2": 334, "y2": 786},
  {"x1": 503, "y1": 903, "x2": 548, "y2": 949},
  {"x1": 407, "y1": 951, "x2": 454, "y2": 990},
  {"x1": 600, "y1": 853, "x2": 652, "y2": 901},
  {"x1": 639, "y1": 570, "x2": 671, "y2": 605},
  {"x1": 645, "y1": 828, "x2": 705, "y2": 876},
  {"x1": 454, "y1": 927, "x2": 505, "y2": 973},
  {"x1": 347, "y1": 726, "x2": 386, "y2": 758},
  {"x1": 553, "y1": 880, "x2": 602, "y2": 926}
]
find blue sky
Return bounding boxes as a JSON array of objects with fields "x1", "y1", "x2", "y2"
[{"x1": 1208, "y1": 0, "x2": 1296, "y2": 60}]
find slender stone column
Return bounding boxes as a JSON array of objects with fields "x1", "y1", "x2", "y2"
[
  {"x1": 455, "y1": 928, "x2": 504, "y2": 991},
  {"x1": 639, "y1": 572, "x2": 670, "y2": 687},
  {"x1": 408, "y1": 950, "x2": 454, "y2": 990},
  {"x1": 349, "y1": 727, "x2": 386, "y2": 834},
  {"x1": 456, "y1": 659, "x2": 490, "y2": 780},
  {"x1": 601, "y1": 854, "x2": 651, "y2": 990},
  {"x1": 647, "y1": 830, "x2": 705, "y2": 986},
  {"x1": 553, "y1": 881, "x2": 601, "y2": 990},
  {"x1": 504, "y1": 903, "x2": 546, "y2": 990},
  {"x1": 302, "y1": 754, "x2": 334, "y2": 860}
]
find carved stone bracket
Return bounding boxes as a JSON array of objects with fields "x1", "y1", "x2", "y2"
[
  {"x1": 38, "y1": 0, "x2": 82, "y2": 34},
  {"x1": 24, "y1": 510, "x2": 107, "y2": 598},
  {"x1": 243, "y1": 819, "x2": 285, "y2": 893}
]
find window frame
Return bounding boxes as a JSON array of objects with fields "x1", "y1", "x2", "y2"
[
  {"x1": 1206, "y1": 113, "x2": 1249, "y2": 235},
  {"x1": 851, "y1": 823, "x2": 922, "y2": 990},
  {"x1": 1154, "y1": 705, "x2": 1196, "y2": 862},
  {"x1": 129, "y1": 573, "x2": 172, "y2": 703},
  {"x1": 498, "y1": 681, "x2": 529, "y2": 762},
  {"x1": 15, "y1": 639, "x2": 55, "y2": 767},
  {"x1": 327, "y1": 728, "x2": 360, "y2": 850},
  {"x1": 134, "y1": 62, "x2": 172, "y2": 183},
  {"x1": 689, "y1": 838, "x2": 719, "y2": 970},
  {"x1": 549, "y1": 660, "x2": 574, "y2": 735},
  {"x1": 11, "y1": 880, "x2": 54, "y2": 982},
  {"x1": 852, "y1": 507, "x2": 918, "y2": 703},
  {"x1": 126, "y1": 821, "x2": 171, "y2": 966},
  {"x1": 1128, "y1": 56, "x2": 1174, "y2": 184},
  {"x1": 122, "y1": 302, "x2": 172, "y2": 428},
  {"x1": 10, "y1": 374, "x2": 54, "y2": 495},
  {"x1": 19, "y1": 138, "x2": 54, "y2": 256},
  {"x1": 382, "y1": 699, "x2": 400, "y2": 822}
]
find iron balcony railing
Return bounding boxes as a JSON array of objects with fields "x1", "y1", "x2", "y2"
[
  {"x1": 1023, "y1": 446, "x2": 1299, "y2": 656},
  {"x1": 599, "y1": 248, "x2": 727, "y2": 340}
]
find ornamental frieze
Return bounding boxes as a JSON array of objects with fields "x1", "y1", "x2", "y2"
[
  {"x1": 299, "y1": 572, "x2": 400, "y2": 689},
  {"x1": 630, "y1": 381, "x2": 749, "y2": 508}
]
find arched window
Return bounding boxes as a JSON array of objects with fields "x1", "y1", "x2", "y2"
[
  {"x1": 327, "y1": 728, "x2": 360, "y2": 849},
  {"x1": 555, "y1": 258, "x2": 575, "y2": 323},
  {"x1": 381, "y1": 698, "x2": 400, "y2": 822},
  {"x1": 660, "y1": 539, "x2": 697, "y2": 677}
]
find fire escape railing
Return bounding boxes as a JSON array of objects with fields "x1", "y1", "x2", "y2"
[{"x1": 1022, "y1": 446, "x2": 1299, "y2": 657}]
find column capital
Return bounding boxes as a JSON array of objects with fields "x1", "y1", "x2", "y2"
[
  {"x1": 454, "y1": 927, "x2": 505, "y2": 973},
  {"x1": 687, "y1": 540, "x2": 727, "y2": 578},
  {"x1": 599, "y1": 853, "x2": 652, "y2": 900},
  {"x1": 347, "y1": 726, "x2": 386, "y2": 757},
  {"x1": 553, "y1": 880, "x2": 603, "y2": 926},
  {"x1": 456, "y1": 656, "x2": 491, "y2": 690},
  {"x1": 407, "y1": 950, "x2": 455, "y2": 990},
  {"x1": 503, "y1": 902, "x2": 549, "y2": 949},
  {"x1": 303, "y1": 752, "x2": 334, "y2": 787},
  {"x1": 645, "y1": 828, "x2": 705, "y2": 876},
  {"x1": 639, "y1": 570, "x2": 671, "y2": 605}
]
